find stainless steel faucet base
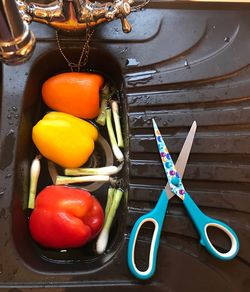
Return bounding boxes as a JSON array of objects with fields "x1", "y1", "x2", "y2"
[{"x1": 0, "y1": 21, "x2": 36, "y2": 65}]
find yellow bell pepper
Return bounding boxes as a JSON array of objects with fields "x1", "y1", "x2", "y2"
[{"x1": 32, "y1": 112, "x2": 98, "y2": 168}]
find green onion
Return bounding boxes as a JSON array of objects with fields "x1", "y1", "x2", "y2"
[
  {"x1": 65, "y1": 165, "x2": 120, "y2": 176},
  {"x1": 96, "y1": 97, "x2": 108, "y2": 126},
  {"x1": 106, "y1": 108, "x2": 124, "y2": 162},
  {"x1": 55, "y1": 175, "x2": 110, "y2": 185},
  {"x1": 47, "y1": 160, "x2": 57, "y2": 184},
  {"x1": 28, "y1": 155, "x2": 41, "y2": 209},
  {"x1": 111, "y1": 100, "x2": 124, "y2": 148},
  {"x1": 47, "y1": 160, "x2": 111, "y2": 185},
  {"x1": 105, "y1": 187, "x2": 115, "y2": 219},
  {"x1": 96, "y1": 188, "x2": 124, "y2": 254},
  {"x1": 96, "y1": 84, "x2": 112, "y2": 126}
]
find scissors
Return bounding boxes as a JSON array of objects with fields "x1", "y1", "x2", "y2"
[{"x1": 127, "y1": 119, "x2": 239, "y2": 280}]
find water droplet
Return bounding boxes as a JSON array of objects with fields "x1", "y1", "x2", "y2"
[
  {"x1": 224, "y1": 36, "x2": 230, "y2": 42},
  {"x1": 5, "y1": 173, "x2": 12, "y2": 178},
  {"x1": 0, "y1": 191, "x2": 4, "y2": 198},
  {"x1": 184, "y1": 60, "x2": 190, "y2": 69},
  {"x1": 126, "y1": 58, "x2": 140, "y2": 67},
  {"x1": 146, "y1": 120, "x2": 151, "y2": 125},
  {"x1": 12, "y1": 106, "x2": 17, "y2": 111},
  {"x1": 7, "y1": 114, "x2": 11, "y2": 119},
  {"x1": 14, "y1": 114, "x2": 19, "y2": 119},
  {"x1": 127, "y1": 75, "x2": 153, "y2": 86}
]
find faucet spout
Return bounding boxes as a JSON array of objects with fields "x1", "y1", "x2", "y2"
[{"x1": 0, "y1": 0, "x2": 35, "y2": 65}]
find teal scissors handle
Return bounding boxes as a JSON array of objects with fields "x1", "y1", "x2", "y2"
[
  {"x1": 127, "y1": 189, "x2": 169, "y2": 280},
  {"x1": 183, "y1": 192, "x2": 239, "y2": 260}
]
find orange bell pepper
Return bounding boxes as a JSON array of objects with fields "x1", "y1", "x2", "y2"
[{"x1": 42, "y1": 72, "x2": 104, "y2": 119}]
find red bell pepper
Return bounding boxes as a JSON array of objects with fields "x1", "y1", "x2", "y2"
[{"x1": 29, "y1": 185, "x2": 104, "y2": 249}]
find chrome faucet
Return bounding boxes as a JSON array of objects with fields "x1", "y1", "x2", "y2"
[
  {"x1": 0, "y1": 0, "x2": 35, "y2": 65},
  {"x1": 16, "y1": 0, "x2": 135, "y2": 33},
  {"x1": 0, "y1": 0, "x2": 147, "y2": 65}
]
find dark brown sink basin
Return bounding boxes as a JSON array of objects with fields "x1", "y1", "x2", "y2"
[
  {"x1": 0, "y1": 2, "x2": 250, "y2": 291},
  {"x1": 11, "y1": 47, "x2": 128, "y2": 273}
]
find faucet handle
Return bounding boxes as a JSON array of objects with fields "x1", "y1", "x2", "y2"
[
  {"x1": 120, "y1": 16, "x2": 132, "y2": 33},
  {"x1": 119, "y1": 1, "x2": 131, "y2": 15},
  {"x1": 115, "y1": 0, "x2": 133, "y2": 33}
]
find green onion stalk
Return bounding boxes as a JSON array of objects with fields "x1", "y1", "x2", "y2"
[
  {"x1": 64, "y1": 165, "x2": 122, "y2": 176},
  {"x1": 28, "y1": 155, "x2": 41, "y2": 209},
  {"x1": 96, "y1": 98, "x2": 108, "y2": 126},
  {"x1": 106, "y1": 108, "x2": 124, "y2": 162},
  {"x1": 96, "y1": 84, "x2": 114, "y2": 126},
  {"x1": 55, "y1": 175, "x2": 110, "y2": 185},
  {"x1": 96, "y1": 188, "x2": 124, "y2": 254},
  {"x1": 111, "y1": 100, "x2": 124, "y2": 148},
  {"x1": 47, "y1": 160, "x2": 111, "y2": 185},
  {"x1": 104, "y1": 187, "x2": 115, "y2": 219}
]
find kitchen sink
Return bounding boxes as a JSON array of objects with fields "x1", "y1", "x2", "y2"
[
  {"x1": 0, "y1": 1, "x2": 250, "y2": 291},
  {"x1": 11, "y1": 47, "x2": 127, "y2": 273}
]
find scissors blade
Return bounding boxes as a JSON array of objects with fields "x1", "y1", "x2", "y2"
[{"x1": 152, "y1": 119, "x2": 197, "y2": 200}]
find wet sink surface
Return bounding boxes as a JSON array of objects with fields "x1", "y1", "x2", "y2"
[{"x1": 0, "y1": 2, "x2": 250, "y2": 291}]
